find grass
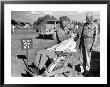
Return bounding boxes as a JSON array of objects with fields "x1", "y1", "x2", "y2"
[
  {"x1": 11, "y1": 28, "x2": 100, "y2": 77},
  {"x1": 11, "y1": 32, "x2": 57, "y2": 77}
]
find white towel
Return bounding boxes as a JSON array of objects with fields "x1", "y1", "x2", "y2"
[{"x1": 55, "y1": 38, "x2": 76, "y2": 52}]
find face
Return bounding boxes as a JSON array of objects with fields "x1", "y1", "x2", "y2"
[
  {"x1": 62, "y1": 20, "x2": 69, "y2": 27},
  {"x1": 86, "y1": 15, "x2": 93, "y2": 23}
]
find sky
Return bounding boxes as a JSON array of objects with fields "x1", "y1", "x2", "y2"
[{"x1": 11, "y1": 11, "x2": 100, "y2": 24}]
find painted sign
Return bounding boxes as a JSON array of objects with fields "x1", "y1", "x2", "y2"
[{"x1": 21, "y1": 38, "x2": 33, "y2": 50}]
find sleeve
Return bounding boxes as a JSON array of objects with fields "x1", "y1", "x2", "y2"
[
  {"x1": 94, "y1": 24, "x2": 99, "y2": 46},
  {"x1": 90, "y1": 24, "x2": 98, "y2": 52}
]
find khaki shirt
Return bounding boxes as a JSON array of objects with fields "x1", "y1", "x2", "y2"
[
  {"x1": 83, "y1": 22, "x2": 98, "y2": 38},
  {"x1": 83, "y1": 22, "x2": 99, "y2": 51},
  {"x1": 57, "y1": 27, "x2": 70, "y2": 42}
]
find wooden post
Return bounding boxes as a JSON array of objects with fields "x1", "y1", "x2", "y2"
[
  {"x1": 26, "y1": 49, "x2": 28, "y2": 65},
  {"x1": 21, "y1": 38, "x2": 33, "y2": 67}
]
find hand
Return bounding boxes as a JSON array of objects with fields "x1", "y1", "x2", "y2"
[{"x1": 55, "y1": 51, "x2": 63, "y2": 57}]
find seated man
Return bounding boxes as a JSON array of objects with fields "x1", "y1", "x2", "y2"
[{"x1": 34, "y1": 32, "x2": 77, "y2": 71}]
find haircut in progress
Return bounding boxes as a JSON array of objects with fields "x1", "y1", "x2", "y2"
[{"x1": 11, "y1": 11, "x2": 100, "y2": 77}]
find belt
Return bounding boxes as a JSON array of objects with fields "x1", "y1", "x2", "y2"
[{"x1": 82, "y1": 35, "x2": 93, "y2": 39}]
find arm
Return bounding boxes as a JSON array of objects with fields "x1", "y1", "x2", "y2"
[
  {"x1": 90, "y1": 24, "x2": 98, "y2": 52},
  {"x1": 47, "y1": 44, "x2": 59, "y2": 51},
  {"x1": 93, "y1": 24, "x2": 98, "y2": 46}
]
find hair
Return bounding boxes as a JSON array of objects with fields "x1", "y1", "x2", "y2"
[{"x1": 59, "y1": 20, "x2": 64, "y2": 29}]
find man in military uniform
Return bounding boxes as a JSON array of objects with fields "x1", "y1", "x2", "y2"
[{"x1": 79, "y1": 13, "x2": 99, "y2": 76}]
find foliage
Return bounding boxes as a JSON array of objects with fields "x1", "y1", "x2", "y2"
[
  {"x1": 33, "y1": 15, "x2": 57, "y2": 32},
  {"x1": 11, "y1": 19, "x2": 18, "y2": 25}
]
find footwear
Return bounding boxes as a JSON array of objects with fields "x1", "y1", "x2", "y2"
[
  {"x1": 21, "y1": 71, "x2": 33, "y2": 77},
  {"x1": 39, "y1": 68, "x2": 46, "y2": 75},
  {"x1": 82, "y1": 72, "x2": 88, "y2": 77},
  {"x1": 21, "y1": 73, "x2": 27, "y2": 77},
  {"x1": 28, "y1": 63, "x2": 36, "y2": 68}
]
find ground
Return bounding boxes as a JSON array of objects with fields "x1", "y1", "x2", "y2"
[
  {"x1": 11, "y1": 28, "x2": 100, "y2": 77},
  {"x1": 11, "y1": 32, "x2": 57, "y2": 77}
]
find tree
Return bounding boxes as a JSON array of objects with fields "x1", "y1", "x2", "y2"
[
  {"x1": 33, "y1": 15, "x2": 57, "y2": 32},
  {"x1": 11, "y1": 19, "x2": 18, "y2": 26},
  {"x1": 36, "y1": 17, "x2": 44, "y2": 26}
]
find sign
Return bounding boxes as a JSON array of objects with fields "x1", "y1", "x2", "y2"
[
  {"x1": 21, "y1": 38, "x2": 33, "y2": 50},
  {"x1": 21, "y1": 38, "x2": 33, "y2": 65}
]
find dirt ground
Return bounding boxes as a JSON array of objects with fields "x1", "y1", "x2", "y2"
[{"x1": 11, "y1": 33, "x2": 57, "y2": 77}]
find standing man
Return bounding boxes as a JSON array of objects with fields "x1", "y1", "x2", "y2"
[{"x1": 79, "y1": 13, "x2": 99, "y2": 76}]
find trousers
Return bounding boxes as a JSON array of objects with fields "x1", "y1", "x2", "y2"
[{"x1": 35, "y1": 50, "x2": 56, "y2": 69}]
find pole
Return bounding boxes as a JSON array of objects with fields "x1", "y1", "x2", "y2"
[{"x1": 26, "y1": 49, "x2": 28, "y2": 66}]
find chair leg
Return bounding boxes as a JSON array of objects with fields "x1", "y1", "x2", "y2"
[{"x1": 72, "y1": 58, "x2": 75, "y2": 77}]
